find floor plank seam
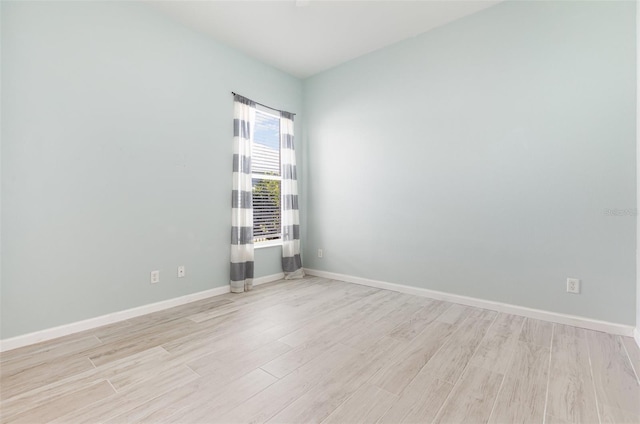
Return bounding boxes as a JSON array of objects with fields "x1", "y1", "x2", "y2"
[
  {"x1": 620, "y1": 336, "x2": 640, "y2": 385},
  {"x1": 259, "y1": 366, "x2": 281, "y2": 380},
  {"x1": 541, "y1": 323, "x2": 555, "y2": 424},
  {"x1": 430, "y1": 312, "x2": 500, "y2": 423},
  {"x1": 260, "y1": 385, "x2": 310, "y2": 424},
  {"x1": 366, "y1": 385, "x2": 398, "y2": 424},
  {"x1": 184, "y1": 363, "x2": 201, "y2": 377},
  {"x1": 485, "y1": 315, "x2": 527, "y2": 424},
  {"x1": 381, "y1": 304, "x2": 463, "y2": 399},
  {"x1": 318, "y1": 381, "x2": 368, "y2": 424},
  {"x1": 586, "y1": 332, "x2": 603, "y2": 424},
  {"x1": 106, "y1": 378, "x2": 118, "y2": 394},
  {"x1": 371, "y1": 301, "x2": 456, "y2": 398}
]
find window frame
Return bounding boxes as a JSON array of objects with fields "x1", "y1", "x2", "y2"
[{"x1": 252, "y1": 106, "x2": 283, "y2": 248}]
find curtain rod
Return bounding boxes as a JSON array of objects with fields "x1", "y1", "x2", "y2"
[{"x1": 231, "y1": 92, "x2": 296, "y2": 116}]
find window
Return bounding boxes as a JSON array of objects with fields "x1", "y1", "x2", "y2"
[{"x1": 252, "y1": 108, "x2": 281, "y2": 244}]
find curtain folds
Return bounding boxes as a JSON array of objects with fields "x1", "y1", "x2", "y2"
[
  {"x1": 280, "y1": 112, "x2": 304, "y2": 279},
  {"x1": 230, "y1": 94, "x2": 255, "y2": 293}
]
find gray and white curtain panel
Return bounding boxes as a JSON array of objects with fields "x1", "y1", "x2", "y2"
[
  {"x1": 280, "y1": 112, "x2": 304, "y2": 279},
  {"x1": 230, "y1": 94, "x2": 255, "y2": 293},
  {"x1": 230, "y1": 95, "x2": 303, "y2": 292}
]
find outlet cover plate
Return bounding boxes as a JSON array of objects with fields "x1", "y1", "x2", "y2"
[{"x1": 566, "y1": 278, "x2": 580, "y2": 294}]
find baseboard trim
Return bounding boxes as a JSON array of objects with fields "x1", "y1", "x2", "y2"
[
  {"x1": 304, "y1": 268, "x2": 635, "y2": 337},
  {"x1": 254, "y1": 272, "x2": 285, "y2": 286},
  {"x1": 0, "y1": 272, "x2": 286, "y2": 353}
]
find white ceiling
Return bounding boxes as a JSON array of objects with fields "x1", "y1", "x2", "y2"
[{"x1": 149, "y1": 1, "x2": 502, "y2": 79}]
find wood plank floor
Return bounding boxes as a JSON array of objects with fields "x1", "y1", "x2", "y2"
[{"x1": 1, "y1": 276, "x2": 639, "y2": 423}]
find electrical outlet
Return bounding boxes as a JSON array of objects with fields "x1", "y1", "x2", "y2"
[
  {"x1": 151, "y1": 270, "x2": 160, "y2": 284},
  {"x1": 318, "y1": 249, "x2": 323, "y2": 258},
  {"x1": 177, "y1": 266, "x2": 186, "y2": 278},
  {"x1": 566, "y1": 278, "x2": 580, "y2": 294}
]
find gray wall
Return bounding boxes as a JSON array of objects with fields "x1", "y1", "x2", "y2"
[
  {"x1": 1, "y1": 1, "x2": 302, "y2": 338},
  {"x1": 303, "y1": 0, "x2": 637, "y2": 324},
  {"x1": 637, "y1": 0, "x2": 640, "y2": 335}
]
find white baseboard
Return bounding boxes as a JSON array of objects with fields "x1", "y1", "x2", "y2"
[
  {"x1": 0, "y1": 272, "x2": 286, "y2": 353},
  {"x1": 634, "y1": 328, "x2": 640, "y2": 349},
  {"x1": 304, "y1": 268, "x2": 635, "y2": 337},
  {"x1": 254, "y1": 272, "x2": 285, "y2": 286}
]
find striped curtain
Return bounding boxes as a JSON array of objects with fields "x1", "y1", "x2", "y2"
[
  {"x1": 230, "y1": 95, "x2": 255, "y2": 293},
  {"x1": 280, "y1": 112, "x2": 304, "y2": 279}
]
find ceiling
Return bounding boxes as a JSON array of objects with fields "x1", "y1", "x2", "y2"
[{"x1": 149, "y1": 1, "x2": 502, "y2": 79}]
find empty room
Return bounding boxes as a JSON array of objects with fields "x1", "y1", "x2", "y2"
[{"x1": 1, "y1": 0, "x2": 639, "y2": 423}]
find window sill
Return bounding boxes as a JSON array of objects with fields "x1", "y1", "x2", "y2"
[{"x1": 255, "y1": 240, "x2": 282, "y2": 249}]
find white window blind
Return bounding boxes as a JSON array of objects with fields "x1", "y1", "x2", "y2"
[{"x1": 252, "y1": 110, "x2": 281, "y2": 242}]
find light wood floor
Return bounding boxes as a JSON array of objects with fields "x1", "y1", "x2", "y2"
[{"x1": 1, "y1": 276, "x2": 639, "y2": 424}]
